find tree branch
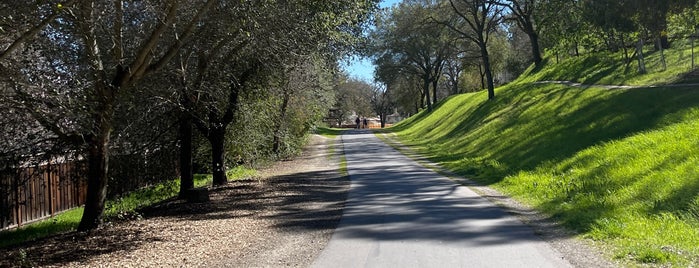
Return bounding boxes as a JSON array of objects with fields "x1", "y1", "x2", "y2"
[
  {"x1": 128, "y1": 0, "x2": 179, "y2": 84},
  {"x1": 0, "y1": 0, "x2": 75, "y2": 61},
  {"x1": 144, "y1": 0, "x2": 217, "y2": 77}
]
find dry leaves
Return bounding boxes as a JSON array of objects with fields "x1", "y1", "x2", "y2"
[{"x1": 1, "y1": 135, "x2": 347, "y2": 268}]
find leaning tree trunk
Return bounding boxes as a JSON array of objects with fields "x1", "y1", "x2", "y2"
[
  {"x1": 480, "y1": 43, "x2": 495, "y2": 100},
  {"x1": 478, "y1": 63, "x2": 485, "y2": 90},
  {"x1": 209, "y1": 127, "x2": 227, "y2": 186}
]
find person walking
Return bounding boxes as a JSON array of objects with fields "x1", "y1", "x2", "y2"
[
  {"x1": 363, "y1": 118, "x2": 368, "y2": 129},
  {"x1": 355, "y1": 117, "x2": 361, "y2": 129}
]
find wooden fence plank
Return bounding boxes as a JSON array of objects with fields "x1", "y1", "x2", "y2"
[{"x1": 1, "y1": 162, "x2": 88, "y2": 230}]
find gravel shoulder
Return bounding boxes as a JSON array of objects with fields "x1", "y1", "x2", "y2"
[{"x1": 1, "y1": 134, "x2": 347, "y2": 267}]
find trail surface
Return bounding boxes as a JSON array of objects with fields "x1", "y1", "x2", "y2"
[{"x1": 312, "y1": 130, "x2": 571, "y2": 268}]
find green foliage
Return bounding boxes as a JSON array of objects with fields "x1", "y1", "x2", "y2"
[{"x1": 392, "y1": 48, "x2": 699, "y2": 265}]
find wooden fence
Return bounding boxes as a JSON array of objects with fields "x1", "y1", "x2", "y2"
[{"x1": 0, "y1": 162, "x2": 87, "y2": 230}]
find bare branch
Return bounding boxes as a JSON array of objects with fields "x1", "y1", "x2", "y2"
[
  {"x1": 128, "y1": 0, "x2": 179, "y2": 84},
  {"x1": 0, "y1": 0, "x2": 76, "y2": 61},
  {"x1": 145, "y1": 0, "x2": 217, "y2": 77}
]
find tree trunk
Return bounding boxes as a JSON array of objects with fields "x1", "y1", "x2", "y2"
[
  {"x1": 423, "y1": 76, "x2": 432, "y2": 111},
  {"x1": 478, "y1": 63, "x2": 485, "y2": 90},
  {"x1": 692, "y1": 36, "x2": 695, "y2": 69},
  {"x1": 273, "y1": 90, "x2": 291, "y2": 155},
  {"x1": 637, "y1": 37, "x2": 647, "y2": 74},
  {"x1": 657, "y1": 37, "x2": 666, "y2": 71},
  {"x1": 480, "y1": 44, "x2": 495, "y2": 100},
  {"x1": 380, "y1": 113, "x2": 387, "y2": 128},
  {"x1": 620, "y1": 33, "x2": 629, "y2": 63},
  {"x1": 451, "y1": 75, "x2": 459, "y2": 95},
  {"x1": 210, "y1": 128, "x2": 227, "y2": 186},
  {"x1": 527, "y1": 29, "x2": 542, "y2": 66},
  {"x1": 78, "y1": 99, "x2": 113, "y2": 231},
  {"x1": 431, "y1": 79, "x2": 438, "y2": 105},
  {"x1": 178, "y1": 111, "x2": 193, "y2": 198}
]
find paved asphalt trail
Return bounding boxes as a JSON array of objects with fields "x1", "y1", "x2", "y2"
[{"x1": 311, "y1": 130, "x2": 571, "y2": 268}]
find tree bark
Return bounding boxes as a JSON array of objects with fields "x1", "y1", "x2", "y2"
[
  {"x1": 478, "y1": 63, "x2": 485, "y2": 90},
  {"x1": 178, "y1": 111, "x2": 194, "y2": 198},
  {"x1": 431, "y1": 79, "x2": 438, "y2": 105},
  {"x1": 528, "y1": 30, "x2": 542, "y2": 66},
  {"x1": 209, "y1": 128, "x2": 227, "y2": 186},
  {"x1": 380, "y1": 113, "x2": 387, "y2": 128},
  {"x1": 657, "y1": 37, "x2": 666, "y2": 71},
  {"x1": 423, "y1": 76, "x2": 432, "y2": 111},
  {"x1": 273, "y1": 90, "x2": 291, "y2": 155},
  {"x1": 78, "y1": 84, "x2": 115, "y2": 231},
  {"x1": 480, "y1": 44, "x2": 495, "y2": 100},
  {"x1": 637, "y1": 37, "x2": 647, "y2": 74}
]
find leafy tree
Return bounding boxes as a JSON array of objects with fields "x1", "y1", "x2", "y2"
[
  {"x1": 443, "y1": 0, "x2": 504, "y2": 100},
  {"x1": 271, "y1": 55, "x2": 337, "y2": 156},
  {"x1": 371, "y1": 83, "x2": 395, "y2": 128},
  {"x1": 371, "y1": 0, "x2": 458, "y2": 111},
  {"x1": 176, "y1": 0, "x2": 377, "y2": 186},
  {"x1": 496, "y1": 0, "x2": 546, "y2": 66},
  {"x1": 333, "y1": 77, "x2": 375, "y2": 123},
  {"x1": 2, "y1": 0, "x2": 220, "y2": 230},
  {"x1": 537, "y1": 0, "x2": 587, "y2": 59}
]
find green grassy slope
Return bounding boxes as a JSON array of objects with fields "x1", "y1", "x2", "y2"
[
  {"x1": 521, "y1": 40, "x2": 699, "y2": 86},
  {"x1": 392, "y1": 46, "x2": 699, "y2": 266}
]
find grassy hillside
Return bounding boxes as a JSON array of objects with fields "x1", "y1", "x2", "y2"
[
  {"x1": 391, "y1": 45, "x2": 699, "y2": 266},
  {"x1": 521, "y1": 39, "x2": 699, "y2": 86}
]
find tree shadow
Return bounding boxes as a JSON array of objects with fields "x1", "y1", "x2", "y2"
[
  {"x1": 269, "y1": 133, "x2": 578, "y2": 249},
  {"x1": 399, "y1": 83, "x2": 699, "y2": 186}
]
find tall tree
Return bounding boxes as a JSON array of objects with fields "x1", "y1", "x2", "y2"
[
  {"x1": 177, "y1": 0, "x2": 378, "y2": 186},
  {"x1": 371, "y1": 0, "x2": 457, "y2": 111},
  {"x1": 496, "y1": 0, "x2": 543, "y2": 66},
  {"x1": 444, "y1": 0, "x2": 503, "y2": 100},
  {"x1": 371, "y1": 83, "x2": 395, "y2": 128},
  {"x1": 3, "y1": 0, "x2": 217, "y2": 231}
]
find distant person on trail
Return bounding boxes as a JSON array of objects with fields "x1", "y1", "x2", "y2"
[
  {"x1": 363, "y1": 118, "x2": 368, "y2": 129},
  {"x1": 355, "y1": 117, "x2": 361, "y2": 129}
]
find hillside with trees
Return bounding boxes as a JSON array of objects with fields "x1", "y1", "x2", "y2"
[
  {"x1": 379, "y1": 0, "x2": 699, "y2": 266},
  {"x1": 369, "y1": 0, "x2": 699, "y2": 117}
]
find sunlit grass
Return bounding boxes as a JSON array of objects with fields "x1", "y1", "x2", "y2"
[
  {"x1": 315, "y1": 126, "x2": 345, "y2": 138},
  {"x1": 0, "y1": 208, "x2": 83, "y2": 248},
  {"x1": 0, "y1": 166, "x2": 257, "y2": 249},
  {"x1": 521, "y1": 40, "x2": 699, "y2": 86},
  {"x1": 392, "y1": 45, "x2": 699, "y2": 265}
]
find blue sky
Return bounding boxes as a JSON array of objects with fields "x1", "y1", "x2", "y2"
[{"x1": 341, "y1": 0, "x2": 402, "y2": 82}]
